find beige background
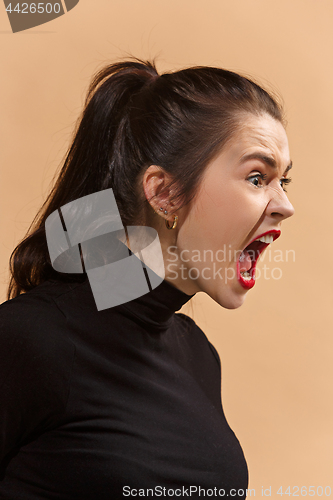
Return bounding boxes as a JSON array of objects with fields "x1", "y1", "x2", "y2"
[{"x1": 1, "y1": 0, "x2": 332, "y2": 496}]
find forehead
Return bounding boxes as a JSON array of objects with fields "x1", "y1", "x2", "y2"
[{"x1": 229, "y1": 113, "x2": 290, "y2": 167}]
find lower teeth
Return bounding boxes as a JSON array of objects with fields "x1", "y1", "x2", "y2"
[{"x1": 241, "y1": 271, "x2": 252, "y2": 281}]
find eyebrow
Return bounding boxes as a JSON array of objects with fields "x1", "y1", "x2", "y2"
[{"x1": 240, "y1": 153, "x2": 293, "y2": 175}]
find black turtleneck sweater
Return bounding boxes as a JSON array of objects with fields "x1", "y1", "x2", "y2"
[{"x1": 0, "y1": 277, "x2": 248, "y2": 499}]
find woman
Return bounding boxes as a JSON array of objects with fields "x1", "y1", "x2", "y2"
[{"x1": 0, "y1": 59, "x2": 294, "y2": 499}]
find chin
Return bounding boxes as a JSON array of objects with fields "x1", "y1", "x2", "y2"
[{"x1": 210, "y1": 288, "x2": 248, "y2": 310}]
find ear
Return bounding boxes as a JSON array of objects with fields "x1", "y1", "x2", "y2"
[{"x1": 142, "y1": 165, "x2": 180, "y2": 220}]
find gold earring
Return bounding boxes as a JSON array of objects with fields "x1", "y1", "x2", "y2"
[{"x1": 165, "y1": 215, "x2": 178, "y2": 230}]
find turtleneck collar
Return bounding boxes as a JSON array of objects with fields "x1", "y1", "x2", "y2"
[{"x1": 117, "y1": 276, "x2": 196, "y2": 333}]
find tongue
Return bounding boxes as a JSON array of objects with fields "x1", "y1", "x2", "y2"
[{"x1": 239, "y1": 250, "x2": 252, "y2": 272}]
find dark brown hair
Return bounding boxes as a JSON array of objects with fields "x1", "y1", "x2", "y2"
[{"x1": 8, "y1": 58, "x2": 283, "y2": 299}]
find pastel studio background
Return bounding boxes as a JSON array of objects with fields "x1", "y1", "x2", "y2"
[{"x1": 1, "y1": 1, "x2": 332, "y2": 495}]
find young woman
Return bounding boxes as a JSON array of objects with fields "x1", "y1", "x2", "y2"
[{"x1": 0, "y1": 59, "x2": 294, "y2": 499}]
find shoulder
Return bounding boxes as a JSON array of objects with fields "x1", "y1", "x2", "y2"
[
  {"x1": 0, "y1": 281, "x2": 82, "y2": 465},
  {"x1": 0, "y1": 280, "x2": 78, "y2": 385},
  {"x1": 0, "y1": 279, "x2": 81, "y2": 339},
  {"x1": 0, "y1": 278, "x2": 89, "y2": 328}
]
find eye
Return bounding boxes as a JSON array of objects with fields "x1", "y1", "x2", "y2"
[
  {"x1": 247, "y1": 173, "x2": 267, "y2": 188},
  {"x1": 280, "y1": 177, "x2": 292, "y2": 192}
]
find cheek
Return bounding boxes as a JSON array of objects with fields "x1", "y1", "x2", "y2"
[
  {"x1": 197, "y1": 183, "x2": 258, "y2": 241},
  {"x1": 181, "y1": 179, "x2": 267, "y2": 253}
]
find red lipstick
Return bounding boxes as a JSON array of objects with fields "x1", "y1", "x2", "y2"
[{"x1": 237, "y1": 230, "x2": 281, "y2": 290}]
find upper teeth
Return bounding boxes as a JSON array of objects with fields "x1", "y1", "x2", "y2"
[{"x1": 255, "y1": 234, "x2": 274, "y2": 244}]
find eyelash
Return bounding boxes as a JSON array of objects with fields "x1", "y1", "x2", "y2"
[
  {"x1": 280, "y1": 177, "x2": 292, "y2": 192},
  {"x1": 247, "y1": 173, "x2": 267, "y2": 187},
  {"x1": 247, "y1": 173, "x2": 292, "y2": 192}
]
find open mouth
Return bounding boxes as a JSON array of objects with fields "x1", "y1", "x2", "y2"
[{"x1": 237, "y1": 230, "x2": 281, "y2": 290}]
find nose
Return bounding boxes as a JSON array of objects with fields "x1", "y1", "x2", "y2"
[{"x1": 265, "y1": 185, "x2": 295, "y2": 221}]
